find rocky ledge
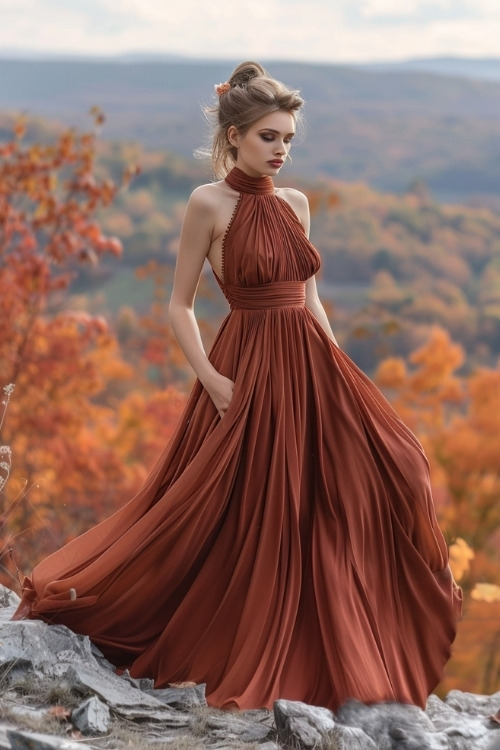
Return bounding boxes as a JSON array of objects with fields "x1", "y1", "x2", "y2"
[{"x1": 0, "y1": 585, "x2": 499, "y2": 749}]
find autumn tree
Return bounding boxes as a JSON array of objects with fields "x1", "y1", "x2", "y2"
[
  {"x1": 376, "y1": 327, "x2": 500, "y2": 694},
  {"x1": 0, "y1": 113, "x2": 186, "y2": 585}
]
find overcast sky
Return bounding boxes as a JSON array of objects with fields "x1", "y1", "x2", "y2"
[{"x1": 1, "y1": 0, "x2": 499, "y2": 63}]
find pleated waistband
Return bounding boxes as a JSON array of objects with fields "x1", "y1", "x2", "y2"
[{"x1": 224, "y1": 281, "x2": 306, "y2": 310}]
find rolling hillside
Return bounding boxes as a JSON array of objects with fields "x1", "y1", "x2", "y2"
[
  {"x1": 15, "y1": 127, "x2": 494, "y2": 376},
  {"x1": 2, "y1": 57, "x2": 500, "y2": 200}
]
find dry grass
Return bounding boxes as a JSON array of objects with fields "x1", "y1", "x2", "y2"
[
  {"x1": 101, "y1": 719, "x2": 207, "y2": 749},
  {"x1": 0, "y1": 699, "x2": 206, "y2": 749},
  {"x1": 7, "y1": 673, "x2": 82, "y2": 708},
  {"x1": 0, "y1": 684, "x2": 271, "y2": 749},
  {"x1": 0, "y1": 699, "x2": 68, "y2": 738},
  {"x1": 0, "y1": 653, "x2": 279, "y2": 748}
]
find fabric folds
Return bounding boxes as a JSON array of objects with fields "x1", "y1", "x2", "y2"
[{"x1": 13, "y1": 166, "x2": 462, "y2": 712}]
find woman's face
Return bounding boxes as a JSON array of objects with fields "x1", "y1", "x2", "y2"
[{"x1": 229, "y1": 110, "x2": 296, "y2": 178}]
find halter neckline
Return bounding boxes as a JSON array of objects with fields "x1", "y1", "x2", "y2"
[{"x1": 225, "y1": 167, "x2": 275, "y2": 195}]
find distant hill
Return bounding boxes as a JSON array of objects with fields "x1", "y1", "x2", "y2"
[
  {"x1": 2, "y1": 57, "x2": 500, "y2": 200},
  {"x1": 359, "y1": 56, "x2": 500, "y2": 81},
  {"x1": 3, "y1": 52, "x2": 500, "y2": 80}
]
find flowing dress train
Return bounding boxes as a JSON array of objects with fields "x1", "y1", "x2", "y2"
[{"x1": 13, "y1": 167, "x2": 462, "y2": 711}]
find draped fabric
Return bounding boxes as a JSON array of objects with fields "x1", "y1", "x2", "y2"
[{"x1": 13, "y1": 166, "x2": 462, "y2": 711}]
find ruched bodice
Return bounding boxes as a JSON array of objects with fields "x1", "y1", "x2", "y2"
[
  {"x1": 14, "y1": 166, "x2": 461, "y2": 713},
  {"x1": 221, "y1": 167, "x2": 320, "y2": 288}
]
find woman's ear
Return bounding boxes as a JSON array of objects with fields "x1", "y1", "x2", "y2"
[{"x1": 227, "y1": 125, "x2": 239, "y2": 148}]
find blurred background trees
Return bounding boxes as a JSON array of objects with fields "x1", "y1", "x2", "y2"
[{"x1": 0, "y1": 115, "x2": 187, "y2": 578}]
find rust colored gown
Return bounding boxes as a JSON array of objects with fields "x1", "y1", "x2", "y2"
[{"x1": 14, "y1": 167, "x2": 462, "y2": 711}]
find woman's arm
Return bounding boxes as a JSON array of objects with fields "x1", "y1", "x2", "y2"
[
  {"x1": 305, "y1": 275, "x2": 339, "y2": 346},
  {"x1": 169, "y1": 186, "x2": 234, "y2": 417}
]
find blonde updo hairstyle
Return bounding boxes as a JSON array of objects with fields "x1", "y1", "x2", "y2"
[{"x1": 206, "y1": 61, "x2": 304, "y2": 179}]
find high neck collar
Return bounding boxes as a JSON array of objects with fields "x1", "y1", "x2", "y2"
[{"x1": 225, "y1": 167, "x2": 275, "y2": 195}]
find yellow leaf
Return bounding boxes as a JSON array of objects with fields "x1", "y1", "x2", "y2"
[
  {"x1": 449, "y1": 537, "x2": 474, "y2": 582},
  {"x1": 471, "y1": 583, "x2": 500, "y2": 603}
]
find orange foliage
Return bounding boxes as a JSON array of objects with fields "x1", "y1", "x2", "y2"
[
  {"x1": 375, "y1": 327, "x2": 466, "y2": 433},
  {"x1": 130, "y1": 260, "x2": 189, "y2": 386},
  {"x1": 0, "y1": 116, "x2": 186, "y2": 586},
  {"x1": 376, "y1": 329, "x2": 500, "y2": 695}
]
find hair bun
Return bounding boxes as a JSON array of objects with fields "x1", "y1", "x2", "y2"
[
  {"x1": 201, "y1": 60, "x2": 304, "y2": 179},
  {"x1": 229, "y1": 61, "x2": 269, "y2": 88}
]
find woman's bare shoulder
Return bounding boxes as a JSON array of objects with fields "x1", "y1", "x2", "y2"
[
  {"x1": 189, "y1": 180, "x2": 238, "y2": 209},
  {"x1": 275, "y1": 187, "x2": 310, "y2": 227},
  {"x1": 276, "y1": 186, "x2": 308, "y2": 205}
]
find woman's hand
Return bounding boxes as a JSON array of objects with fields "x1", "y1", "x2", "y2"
[{"x1": 203, "y1": 372, "x2": 235, "y2": 418}]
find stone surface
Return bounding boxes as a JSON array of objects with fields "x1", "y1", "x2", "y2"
[
  {"x1": 426, "y1": 693, "x2": 493, "y2": 750},
  {"x1": 329, "y1": 723, "x2": 378, "y2": 749},
  {"x1": 195, "y1": 710, "x2": 275, "y2": 744},
  {"x1": 0, "y1": 588, "x2": 20, "y2": 613},
  {"x1": 336, "y1": 700, "x2": 449, "y2": 749},
  {"x1": 0, "y1": 619, "x2": 98, "y2": 675},
  {"x1": 446, "y1": 689, "x2": 500, "y2": 718},
  {"x1": 1, "y1": 585, "x2": 500, "y2": 749},
  {"x1": 62, "y1": 663, "x2": 190, "y2": 723},
  {"x1": 144, "y1": 682, "x2": 207, "y2": 709},
  {"x1": 7, "y1": 729, "x2": 93, "y2": 750},
  {"x1": 274, "y1": 699, "x2": 335, "y2": 748},
  {"x1": 0, "y1": 615, "x2": 191, "y2": 725},
  {"x1": 70, "y1": 697, "x2": 110, "y2": 735}
]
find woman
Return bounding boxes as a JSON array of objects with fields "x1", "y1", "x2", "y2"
[{"x1": 14, "y1": 61, "x2": 462, "y2": 712}]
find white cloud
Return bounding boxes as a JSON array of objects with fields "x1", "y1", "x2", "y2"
[
  {"x1": 463, "y1": 0, "x2": 500, "y2": 13},
  {"x1": 0, "y1": 0, "x2": 499, "y2": 62},
  {"x1": 0, "y1": 0, "x2": 36, "y2": 7},
  {"x1": 359, "y1": 0, "x2": 454, "y2": 19}
]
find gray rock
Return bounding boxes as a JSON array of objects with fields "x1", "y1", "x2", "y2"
[
  {"x1": 88, "y1": 643, "x2": 116, "y2": 673},
  {"x1": 424, "y1": 690, "x2": 500, "y2": 750},
  {"x1": 329, "y1": 723, "x2": 378, "y2": 749},
  {"x1": 0, "y1": 620, "x2": 97, "y2": 675},
  {"x1": 5, "y1": 705, "x2": 48, "y2": 725},
  {"x1": 426, "y1": 693, "x2": 449, "y2": 720},
  {"x1": 0, "y1": 614, "x2": 191, "y2": 725},
  {"x1": 62, "y1": 663, "x2": 191, "y2": 724},
  {"x1": 7, "y1": 728, "x2": 93, "y2": 749},
  {"x1": 426, "y1": 692, "x2": 493, "y2": 749},
  {"x1": 70, "y1": 696, "x2": 109, "y2": 735},
  {"x1": 0, "y1": 586, "x2": 20, "y2": 613},
  {"x1": 118, "y1": 670, "x2": 153, "y2": 690},
  {"x1": 336, "y1": 700, "x2": 448, "y2": 749},
  {"x1": 0, "y1": 725, "x2": 13, "y2": 750},
  {"x1": 274, "y1": 699, "x2": 335, "y2": 748},
  {"x1": 0, "y1": 658, "x2": 34, "y2": 686},
  {"x1": 196, "y1": 710, "x2": 275, "y2": 744},
  {"x1": 446, "y1": 689, "x2": 500, "y2": 718},
  {"x1": 145, "y1": 682, "x2": 207, "y2": 709}
]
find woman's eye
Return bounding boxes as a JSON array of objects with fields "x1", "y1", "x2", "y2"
[{"x1": 260, "y1": 133, "x2": 293, "y2": 144}]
